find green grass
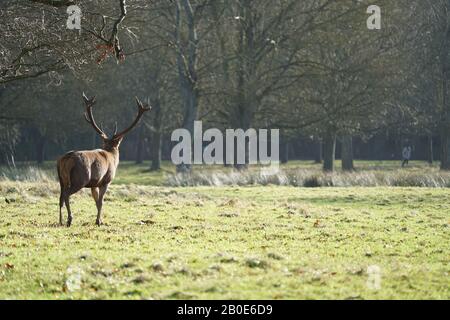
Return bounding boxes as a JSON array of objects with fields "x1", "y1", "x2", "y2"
[
  {"x1": 1, "y1": 160, "x2": 442, "y2": 186},
  {"x1": 113, "y1": 160, "x2": 446, "y2": 186},
  {"x1": 0, "y1": 179, "x2": 449, "y2": 299}
]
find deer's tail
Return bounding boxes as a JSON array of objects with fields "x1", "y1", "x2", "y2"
[{"x1": 57, "y1": 153, "x2": 76, "y2": 190}]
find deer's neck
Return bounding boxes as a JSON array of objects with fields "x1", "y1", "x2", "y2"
[{"x1": 105, "y1": 148, "x2": 120, "y2": 168}]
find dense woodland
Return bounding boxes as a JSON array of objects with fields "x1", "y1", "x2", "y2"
[{"x1": 1, "y1": 0, "x2": 449, "y2": 172}]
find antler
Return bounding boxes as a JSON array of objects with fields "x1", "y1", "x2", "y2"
[
  {"x1": 82, "y1": 92, "x2": 108, "y2": 139},
  {"x1": 113, "y1": 97, "x2": 151, "y2": 139}
]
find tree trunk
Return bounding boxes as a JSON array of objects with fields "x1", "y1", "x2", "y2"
[
  {"x1": 341, "y1": 135, "x2": 354, "y2": 171},
  {"x1": 441, "y1": 128, "x2": 450, "y2": 169},
  {"x1": 4, "y1": 152, "x2": 16, "y2": 168},
  {"x1": 135, "y1": 125, "x2": 145, "y2": 164},
  {"x1": 280, "y1": 136, "x2": 289, "y2": 164},
  {"x1": 314, "y1": 138, "x2": 323, "y2": 164},
  {"x1": 440, "y1": 19, "x2": 450, "y2": 170},
  {"x1": 231, "y1": 1, "x2": 257, "y2": 171},
  {"x1": 150, "y1": 100, "x2": 162, "y2": 171},
  {"x1": 427, "y1": 135, "x2": 434, "y2": 165},
  {"x1": 440, "y1": 59, "x2": 450, "y2": 169},
  {"x1": 151, "y1": 131, "x2": 162, "y2": 171},
  {"x1": 8, "y1": 154, "x2": 16, "y2": 168},
  {"x1": 92, "y1": 131, "x2": 97, "y2": 149},
  {"x1": 323, "y1": 132, "x2": 336, "y2": 172},
  {"x1": 36, "y1": 136, "x2": 46, "y2": 164},
  {"x1": 395, "y1": 137, "x2": 402, "y2": 160},
  {"x1": 232, "y1": 85, "x2": 253, "y2": 170},
  {"x1": 175, "y1": 0, "x2": 199, "y2": 173}
]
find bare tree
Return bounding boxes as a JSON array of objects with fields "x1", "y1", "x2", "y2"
[{"x1": 0, "y1": 0, "x2": 148, "y2": 85}]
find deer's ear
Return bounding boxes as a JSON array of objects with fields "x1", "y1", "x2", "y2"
[
  {"x1": 115, "y1": 137, "x2": 124, "y2": 148},
  {"x1": 113, "y1": 136, "x2": 124, "y2": 144}
]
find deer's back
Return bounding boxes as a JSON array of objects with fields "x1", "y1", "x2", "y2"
[{"x1": 58, "y1": 149, "x2": 117, "y2": 189}]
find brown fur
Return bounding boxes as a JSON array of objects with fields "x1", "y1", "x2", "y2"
[
  {"x1": 57, "y1": 147, "x2": 121, "y2": 227},
  {"x1": 57, "y1": 152, "x2": 76, "y2": 189},
  {"x1": 57, "y1": 94, "x2": 150, "y2": 227}
]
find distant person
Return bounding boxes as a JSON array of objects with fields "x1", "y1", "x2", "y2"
[{"x1": 402, "y1": 146, "x2": 411, "y2": 167}]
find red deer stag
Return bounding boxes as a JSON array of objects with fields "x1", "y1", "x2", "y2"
[{"x1": 57, "y1": 93, "x2": 151, "y2": 227}]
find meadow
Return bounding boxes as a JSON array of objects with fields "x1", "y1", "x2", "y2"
[{"x1": 0, "y1": 161, "x2": 449, "y2": 299}]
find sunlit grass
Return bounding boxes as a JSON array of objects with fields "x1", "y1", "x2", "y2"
[
  {"x1": 1, "y1": 160, "x2": 443, "y2": 187},
  {"x1": 0, "y1": 180, "x2": 449, "y2": 299}
]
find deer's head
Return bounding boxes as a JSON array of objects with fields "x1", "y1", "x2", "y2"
[{"x1": 82, "y1": 93, "x2": 151, "y2": 151}]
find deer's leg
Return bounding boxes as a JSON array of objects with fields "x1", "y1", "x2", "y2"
[
  {"x1": 59, "y1": 191, "x2": 65, "y2": 226},
  {"x1": 63, "y1": 184, "x2": 82, "y2": 227},
  {"x1": 91, "y1": 187, "x2": 99, "y2": 202},
  {"x1": 91, "y1": 187, "x2": 100, "y2": 224},
  {"x1": 95, "y1": 184, "x2": 109, "y2": 226},
  {"x1": 64, "y1": 193, "x2": 73, "y2": 227}
]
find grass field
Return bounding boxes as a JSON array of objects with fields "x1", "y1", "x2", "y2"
[
  {"x1": 2, "y1": 160, "x2": 450, "y2": 187},
  {"x1": 0, "y1": 161, "x2": 449, "y2": 299}
]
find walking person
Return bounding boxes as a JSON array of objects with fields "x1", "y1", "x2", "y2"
[{"x1": 402, "y1": 146, "x2": 412, "y2": 167}]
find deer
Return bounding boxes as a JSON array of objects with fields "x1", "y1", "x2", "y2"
[{"x1": 56, "y1": 93, "x2": 151, "y2": 227}]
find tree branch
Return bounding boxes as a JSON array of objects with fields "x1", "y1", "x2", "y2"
[
  {"x1": 110, "y1": 0, "x2": 127, "y2": 61},
  {"x1": 30, "y1": 0, "x2": 76, "y2": 7}
]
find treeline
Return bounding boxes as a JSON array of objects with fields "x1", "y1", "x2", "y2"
[{"x1": 0, "y1": 0, "x2": 449, "y2": 172}]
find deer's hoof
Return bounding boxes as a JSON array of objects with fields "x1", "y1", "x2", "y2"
[{"x1": 96, "y1": 220, "x2": 102, "y2": 226}]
